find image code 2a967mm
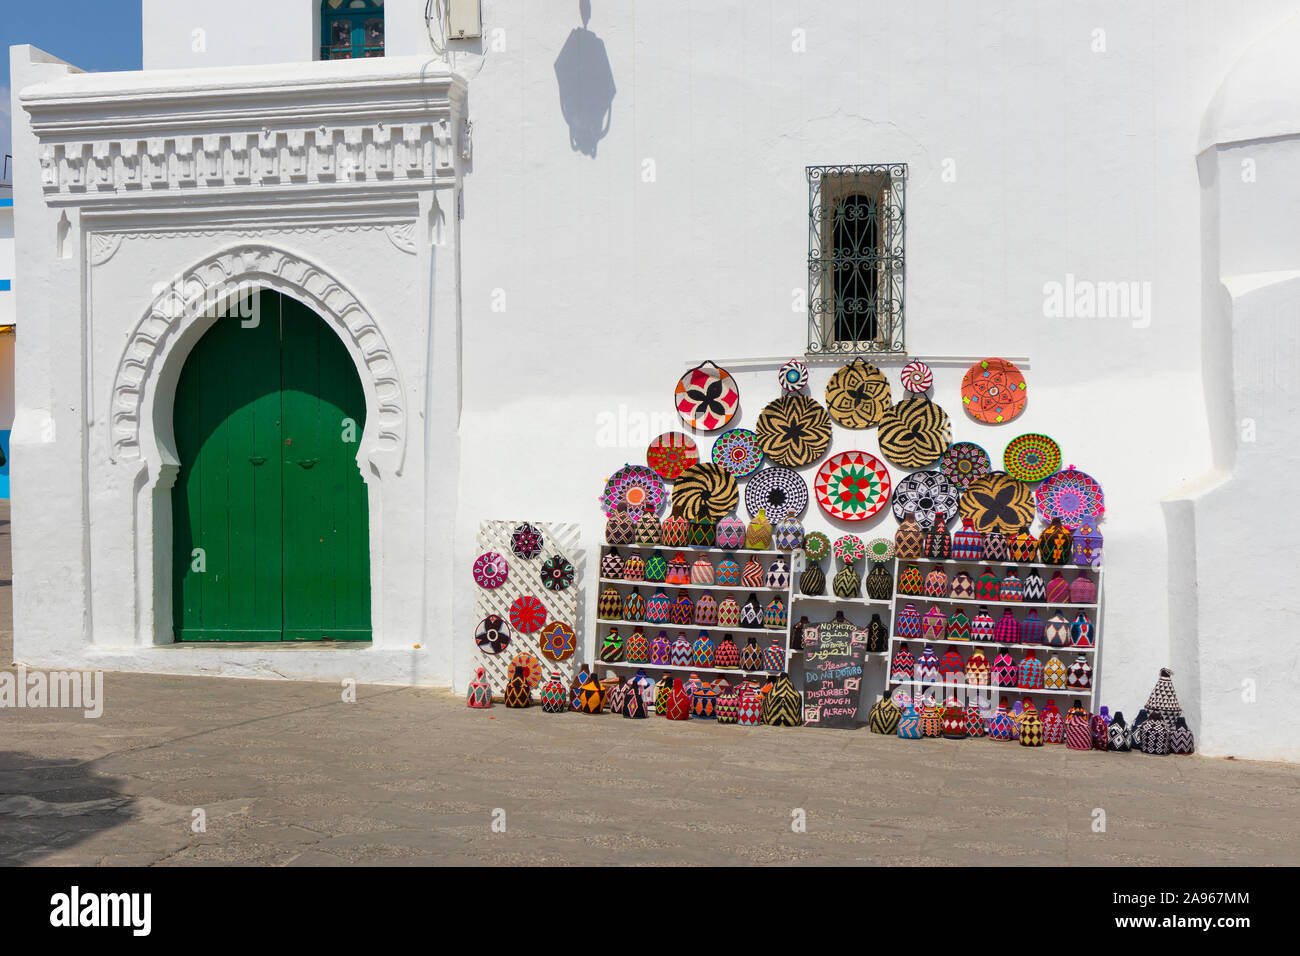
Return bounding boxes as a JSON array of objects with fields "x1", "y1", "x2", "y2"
[{"x1": 1114, "y1": 893, "x2": 1250, "y2": 906}]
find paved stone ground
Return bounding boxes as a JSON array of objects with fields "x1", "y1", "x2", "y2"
[{"x1": 1, "y1": 501, "x2": 1298, "y2": 866}]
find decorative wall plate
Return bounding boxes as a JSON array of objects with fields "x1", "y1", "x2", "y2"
[
  {"x1": 877, "y1": 398, "x2": 952, "y2": 468},
  {"x1": 711, "y1": 428, "x2": 765, "y2": 477},
  {"x1": 961, "y1": 358, "x2": 1027, "y2": 424},
  {"x1": 959, "y1": 471, "x2": 1036, "y2": 534},
  {"x1": 675, "y1": 361, "x2": 740, "y2": 431},
  {"x1": 601, "y1": 464, "x2": 666, "y2": 518},
  {"x1": 1004, "y1": 433, "x2": 1062, "y2": 482},
  {"x1": 744, "y1": 466, "x2": 809, "y2": 520},
  {"x1": 509, "y1": 595, "x2": 548, "y2": 634},
  {"x1": 778, "y1": 358, "x2": 810, "y2": 392},
  {"x1": 802, "y1": 530, "x2": 831, "y2": 561},
  {"x1": 900, "y1": 360, "x2": 934, "y2": 394},
  {"x1": 646, "y1": 432, "x2": 699, "y2": 482},
  {"x1": 867, "y1": 537, "x2": 896, "y2": 561},
  {"x1": 475, "y1": 614, "x2": 512, "y2": 655},
  {"x1": 672, "y1": 463, "x2": 740, "y2": 520},
  {"x1": 833, "y1": 534, "x2": 866, "y2": 565},
  {"x1": 891, "y1": 470, "x2": 959, "y2": 531},
  {"x1": 510, "y1": 522, "x2": 544, "y2": 560},
  {"x1": 1036, "y1": 466, "x2": 1105, "y2": 529},
  {"x1": 825, "y1": 359, "x2": 892, "y2": 428},
  {"x1": 938, "y1": 441, "x2": 991, "y2": 489},
  {"x1": 473, "y1": 552, "x2": 509, "y2": 589},
  {"x1": 539, "y1": 554, "x2": 575, "y2": 591},
  {"x1": 538, "y1": 621, "x2": 577, "y2": 662},
  {"x1": 510, "y1": 652, "x2": 543, "y2": 688},
  {"x1": 754, "y1": 394, "x2": 832, "y2": 467},
  {"x1": 814, "y1": 450, "x2": 892, "y2": 522}
]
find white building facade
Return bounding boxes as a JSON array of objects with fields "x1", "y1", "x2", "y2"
[{"x1": 8, "y1": 0, "x2": 1300, "y2": 761}]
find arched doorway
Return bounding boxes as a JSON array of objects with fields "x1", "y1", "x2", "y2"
[{"x1": 171, "y1": 289, "x2": 371, "y2": 641}]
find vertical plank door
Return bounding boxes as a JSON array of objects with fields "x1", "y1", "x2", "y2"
[
  {"x1": 172, "y1": 301, "x2": 284, "y2": 641},
  {"x1": 279, "y1": 294, "x2": 372, "y2": 641}
]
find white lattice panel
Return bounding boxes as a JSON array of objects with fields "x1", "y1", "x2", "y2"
[{"x1": 474, "y1": 520, "x2": 582, "y2": 698}]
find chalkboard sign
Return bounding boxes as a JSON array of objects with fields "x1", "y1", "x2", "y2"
[{"x1": 801, "y1": 620, "x2": 868, "y2": 728}]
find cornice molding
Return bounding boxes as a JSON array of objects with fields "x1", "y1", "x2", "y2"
[{"x1": 24, "y1": 60, "x2": 467, "y2": 204}]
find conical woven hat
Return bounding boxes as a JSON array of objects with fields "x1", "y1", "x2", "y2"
[{"x1": 1144, "y1": 667, "x2": 1183, "y2": 717}]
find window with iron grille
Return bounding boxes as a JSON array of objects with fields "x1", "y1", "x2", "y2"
[
  {"x1": 321, "y1": 0, "x2": 385, "y2": 60},
  {"x1": 807, "y1": 164, "x2": 906, "y2": 355}
]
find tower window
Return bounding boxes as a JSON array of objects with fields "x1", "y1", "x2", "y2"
[{"x1": 321, "y1": 0, "x2": 385, "y2": 60}]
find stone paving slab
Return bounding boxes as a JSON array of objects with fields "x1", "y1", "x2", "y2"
[{"x1": 2, "y1": 671, "x2": 1299, "y2": 866}]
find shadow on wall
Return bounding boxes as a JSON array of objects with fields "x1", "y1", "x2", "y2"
[{"x1": 554, "y1": 0, "x2": 616, "y2": 157}]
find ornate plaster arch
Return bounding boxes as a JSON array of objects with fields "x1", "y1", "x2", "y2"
[{"x1": 109, "y1": 243, "x2": 406, "y2": 475}]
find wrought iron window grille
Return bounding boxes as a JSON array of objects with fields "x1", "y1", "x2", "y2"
[{"x1": 807, "y1": 163, "x2": 907, "y2": 356}]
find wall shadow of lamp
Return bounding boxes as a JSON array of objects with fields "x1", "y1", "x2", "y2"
[{"x1": 554, "y1": 0, "x2": 616, "y2": 157}]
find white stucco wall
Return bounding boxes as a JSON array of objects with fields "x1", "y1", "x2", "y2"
[
  {"x1": 143, "y1": 0, "x2": 316, "y2": 70},
  {"x1": 142, "y1": 0, "x2": 442, "y2": 69},
  {"x1": 442, "y1": 0, "x2": 1300, "y2": 762},
  {"x1": 13, "y1": 0, "x2": 1300, "y2": 760}
]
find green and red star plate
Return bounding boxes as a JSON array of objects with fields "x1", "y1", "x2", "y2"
[{"x1": 814, "y1": 450, "x2": 892, "y2": 522}]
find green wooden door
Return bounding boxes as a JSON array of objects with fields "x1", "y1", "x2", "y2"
[
  {"x1": 279, "y1": 295, "x2": 371, "y2": 640},
  {"x1": 172, "y1": 291, "x2": 371, "y2": 642}
]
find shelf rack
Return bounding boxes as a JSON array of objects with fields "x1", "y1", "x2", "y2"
[
  {"x1": 885, "y1": 554, "x2": 1105, "y2": 713},
  {"x1": 590, "y1": 541, "x2": 796, "y2": 680}
]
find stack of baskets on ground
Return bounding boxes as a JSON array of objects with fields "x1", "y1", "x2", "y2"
[
  {"x1": 864, "y1": 666, "x2": 1194, "y2": 754},
  {"x1": 471, "y1": 662, "x2": 803, "y2": 727}
]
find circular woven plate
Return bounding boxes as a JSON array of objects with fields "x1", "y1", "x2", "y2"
[
  {"x1": 825, "y1": 360, "x2": 892, "y2": 428},
  {"x1": 802, "y1": 531, "x2": 831, "y2": 561},
  {"x1": 672, "y1": 463, "x2": 740, "y2": 520},
  {"x1": 646, "y1": 432, "x2": 699, "y2": 482},
  {"x1": 814, "y1": 450, "x2": 893, "y2": 522},
  {"x1": 538, "y1": 621, "x2": 577, "y2": 662},
  {"x1": 877, "y1": 398, "x2": 952, "y2": 468},
  {"x1": 1035, "y1": 466, "x2": 1105, "y2": 530},
  {"x1": 475, "y1": 614, "x2": 512, "y2": 655},
  {"x1": 959, "y1": 471, "x2": 1036, "y2": 534},
  {"x1": 755, "y1": 394, "x2": 832, "y2": 467},
  {"x1": 744, "y1": 466, "x2": 809, "y2": 520},
  {"x1": 778, "y1": 358, "x2": 809, "y2": 392},
  {"x1": 510, "y1": 652, "x2": 544, "y2": 687},
  {"x1": 961, "y1": 358, "x2": 1027, "y2": 425},
  {"x1": 539, "y1": 554, "x2": 575, "y2": 591},
  {"x1": 938, "y1": 441, "x2": 991, "y2": 490},
  {"x1": 891, "y1": 470, "x2": 960, "y2": 531},
  {"x1": 473, "y1": 552, "x2": 509, "y2": 589},
  {"x1": 510, "y1": 522, "x2": 544, "y2": 560},
  {"x1": 833, "y1": 534, "x2": 866, "y2": 564},
  {"x1": 1004, "y1": 433, "x2": 1062, "y2": 482},
  {"x1": 601, "y1": 464, "x2": 666, "y2": 518},
  {"x1": 711, "y1": 428, "x2": 765, "y2": 477},
  {"x1": 867, "y1": 537, "x2": 896, "y2": 561},
  {"x1": 900, "y1": 360, "x2": 933, "y2": 394},
  {"x1": 509, "y1": 595, "x2": 548, "y2": 634},
  {"x1": 675, "y1": 361, "x2": 740, "y2": 431}
]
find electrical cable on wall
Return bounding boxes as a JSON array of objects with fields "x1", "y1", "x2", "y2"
[{"x1": 425, "y1": 0, "x2": 448, "y2": 58}]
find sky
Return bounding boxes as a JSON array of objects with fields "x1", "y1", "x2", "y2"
[{"x1": 1, "y1": 0, "x2": 144, "y2": 177}]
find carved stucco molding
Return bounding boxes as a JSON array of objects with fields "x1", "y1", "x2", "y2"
[
  {"x1": 109, "y1": 244, "x2": 406, "y2": 475},
  {"x1": 89, "y1": 233, "x2": 124, "y2": 266},
  {"x1": 384, "y1": 221, "x2": 418, "y2": 255}
]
